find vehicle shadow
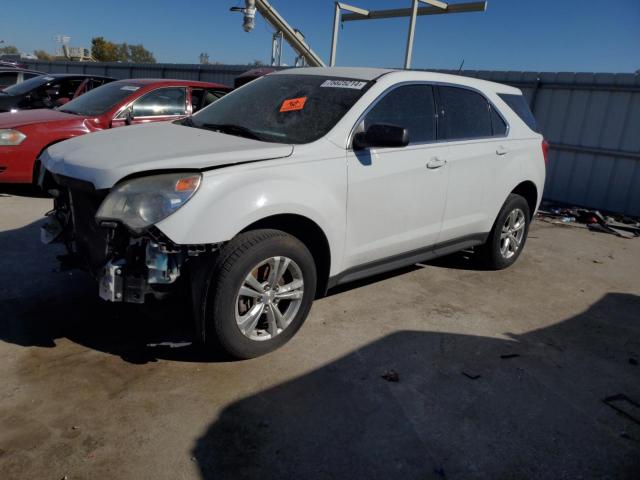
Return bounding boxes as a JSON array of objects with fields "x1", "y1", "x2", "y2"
[
  {"x1": 0, "y1": 217, "x2": 226, "y2": 363},
  {"x1": 1, "y1": 219, "x2": 640, "y2": 477},
  {"x1": 0, "y1": 218, "x2": 492, "y2": 364},
  {"x1": 191, "y1": 292, "x2": 640, "y2": 479}
]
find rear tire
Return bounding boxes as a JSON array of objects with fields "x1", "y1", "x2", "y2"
[
  {"x1": 478, "y1": 194, "x2": 531, "y2": 270},
  {"x1": 195, "y1": 229, "x2": 317, "y2": 359}
]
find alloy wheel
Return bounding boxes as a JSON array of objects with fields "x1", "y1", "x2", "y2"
[
  {"x1": 500, "y1": 208, "x2": 526, "y2": 259},
  {"x1": 234, "y1": 256, "x2": 305, "y2": 341}
]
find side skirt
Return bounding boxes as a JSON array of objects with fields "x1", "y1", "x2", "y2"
[{"x1": 326, "y1": 233, "x2": 489, "y2": 291}]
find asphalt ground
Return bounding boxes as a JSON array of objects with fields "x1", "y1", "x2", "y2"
[{"x1": 1, "y1": 186, "x2": 639, "y2": 479}]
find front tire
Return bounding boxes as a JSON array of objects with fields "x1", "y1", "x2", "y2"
[
  {"x1": 478, "y1": 194, "x2": 531, "y2": 270},
  {"x1": 196, "y1": 229, "x2": 317, "y2": 359}
]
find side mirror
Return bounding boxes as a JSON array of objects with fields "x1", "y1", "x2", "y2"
[
  {"x1": 353, "y1": 124, "x2": 410, "y2": 150},
  {"x1": 124, "y1": 108, "x2": 134, "y2": 125}
]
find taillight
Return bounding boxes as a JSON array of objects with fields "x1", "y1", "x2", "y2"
[{"x1": 541, "y1": 139, "x2": 549, "y2": 166}]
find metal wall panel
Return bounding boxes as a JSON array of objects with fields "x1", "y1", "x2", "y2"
[
  {"x1": 434, "y1": 69, "x2": 640, "y2": 216},
  {"x1": 22, "y1": 61, "x2": 640, "y2": 216}
]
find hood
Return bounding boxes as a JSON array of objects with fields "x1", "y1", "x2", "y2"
[
  {"x1": 0, "y1": 108, "x2": 81, "y2": 128},
  {"x1": 42, "y1": 121, "x2": 294, "y2": 189}
]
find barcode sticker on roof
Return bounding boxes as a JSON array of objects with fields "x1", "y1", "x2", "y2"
[
  {"x1": 321, "y1": 80, "x2": 367, "y2": 89},
  {"x1": 121, "y1": 86, "x2": 140, "y2": 91}
]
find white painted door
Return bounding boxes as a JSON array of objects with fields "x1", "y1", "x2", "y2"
[
  {"x1": 344, "y1": 84, "x2": 449, "y2": 269},
  {"x1": 435, "y1": 86, "x2": 506, "y2": 243}
]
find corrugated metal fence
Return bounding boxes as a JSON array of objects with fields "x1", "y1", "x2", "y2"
[
  {"x1": 23, "y1": 61, "x2": 640, "y2": 216},
  {"x1": 24, "y1": 60, "x2": 253, "y2": 88},
  {"x1": 436, "y1": 70, "x2": 640, "y2": 217}
]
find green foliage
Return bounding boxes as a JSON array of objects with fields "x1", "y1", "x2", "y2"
[
  {"x1": 91, "y1": 37, "x2": 119, "y2": 61},
  {"x1": 91, "y1": 37, "x2": 156, "y2": 63},
  {"x1": 0, "y1": 45, "x2": 19, "y2": 55},
  {"x1": 34, "y1": 49, "x2": 54, "y2": 61},
  {"x1": 128, "y1": 44, "x2": 155, "y2": 63}
]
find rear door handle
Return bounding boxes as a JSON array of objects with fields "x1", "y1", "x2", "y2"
[
  {"x1": 496, "y1": 145, "x2": 509, "y2": 156},
  {"x1": 426, "y1": 157, "x2": 447, "y2": 169}
]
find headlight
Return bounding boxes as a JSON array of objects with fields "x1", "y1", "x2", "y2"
[
  {"x1": 96, "y1": 172, "x2": 201, "y2": 232},
  {"x1": 0, "y1": 129, "x2": 26, "y2": 146}
]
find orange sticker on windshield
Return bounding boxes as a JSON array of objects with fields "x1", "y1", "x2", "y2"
[{"x1": 280, "y1": 97, "x2": 307, "y2": 112}]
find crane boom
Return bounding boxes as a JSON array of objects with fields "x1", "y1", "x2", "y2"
[{"x1": 241, "y1": 0, "x2": 325, "y2": 67}]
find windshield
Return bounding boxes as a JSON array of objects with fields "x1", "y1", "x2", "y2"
[
  {"x1": 187, "y1": 74, "x2": 373, "y2": 144},
  {"x1": 58, "y1": 82, "x2": 140, "y2": 116},
  {"x1": 2, "y1": 75, "x2": 53, "y2": 95}
]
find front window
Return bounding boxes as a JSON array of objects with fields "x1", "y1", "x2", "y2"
[
  {"x1": 131, "y1": 87, "x2": 186, "y2": 117},
  {"x1": 42, "y1": 78, "x2": 84, "y2": 101},
  {"x1": 363, "y1": 84, "x2": 436, "y2": 144},
  {"x1": 58, "y1": 82, "x2": 140, "y2": 116},
  {"x1": 187, "y1": 74, "x2": 374, "y2": 144},
  {"x1": 191, "y1": 88, "x2": 226, "y2": 113}
]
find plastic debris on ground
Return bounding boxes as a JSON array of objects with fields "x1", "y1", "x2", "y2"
[{"x1": 537, "y1": 202, "x2": 640, "y2": 239}]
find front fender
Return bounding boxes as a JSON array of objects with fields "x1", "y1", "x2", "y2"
[{"x1": 155, "y1": 155, "x2": 347, "y2": 273}]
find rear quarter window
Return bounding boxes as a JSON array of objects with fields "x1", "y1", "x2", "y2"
[{"x1": 498, "y1": 93, "x2": 539, "y2": 132}]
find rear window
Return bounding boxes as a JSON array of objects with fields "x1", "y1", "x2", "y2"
[
  {"x1": 498, "y1": 93, "x2": 539, "y2": 132},
  {"x1": 437, "y1": 86, "x2": 492, "y2": 140},
  {"x1": 0, "y1": 71, "x2": 19, "y2": 86},
  {"x1": 490, "y1": 106, "x2": 508, "y2": 136}
]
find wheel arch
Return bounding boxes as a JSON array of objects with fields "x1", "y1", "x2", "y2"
[
  {"x1": 33, "y1": 138, "x2": 72, "y2": 184},
  {"x1": 510, "y1": 181, "x2": 538, "y2": 218},
  {"x1": 240, "y1": 214, "x2": 332, "y2": 299}
]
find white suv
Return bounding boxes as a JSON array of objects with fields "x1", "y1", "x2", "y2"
[{"x1": 40, "y1": 67, "x2": 546, "y2": 358}]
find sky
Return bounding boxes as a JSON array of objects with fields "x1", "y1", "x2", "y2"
[{"x1": 2, "y1": 0, "x2": 639, "y2": 72}]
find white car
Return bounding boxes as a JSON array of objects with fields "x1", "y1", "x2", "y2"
[{"x1": 39, "y1": 67, "x2": 546, "y2": 358}]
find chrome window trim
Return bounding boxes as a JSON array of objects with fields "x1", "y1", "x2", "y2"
[
  {"x1": 114, "y1": 86, "x2": 188, "y2": 120},
  {"x1": 346, "y1": 80, "x2": 511, "y2": 151}
]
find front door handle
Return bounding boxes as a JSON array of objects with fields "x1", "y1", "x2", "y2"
[
  {"x1": 426, "y1": 157, "x2": 447, "y2": 169},
  {"x1": 496, "y1": 145, "x2": 509, "y2": 156}
]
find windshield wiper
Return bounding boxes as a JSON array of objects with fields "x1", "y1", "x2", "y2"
[{"x1": 200, "y1": 123, "x2": 263, "y2": 141}]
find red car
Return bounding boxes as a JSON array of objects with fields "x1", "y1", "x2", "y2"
[{"x1": 0, "y1": 79, "x2": 231, "y2": 183}]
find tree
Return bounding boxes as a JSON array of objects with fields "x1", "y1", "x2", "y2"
[
  {"x1": 116, "y1": 42, "x2": 129, "y2": 62},
  {"x1": 91, "y1": 37, "x2": 155, "y2": 63},
  {"x1": 128, "y1": 44, "x2": 155, "y2": 63},
  {"x1": 248, "y1": 59, "x2": 265, "y2": 67},
  {"x1": 91, "y1": 37, "x2": 119, "y2": 62},
  {"x1": 0, "y1": 45, "x2": 19, "y2": 55},
  {"x1": 34, "y1": 49, "x2": 53, "y2": 60}
]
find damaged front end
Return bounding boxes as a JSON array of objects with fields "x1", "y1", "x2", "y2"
[{"x1": 41, "y1": 171, "x2": 215, "y2": 304}]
